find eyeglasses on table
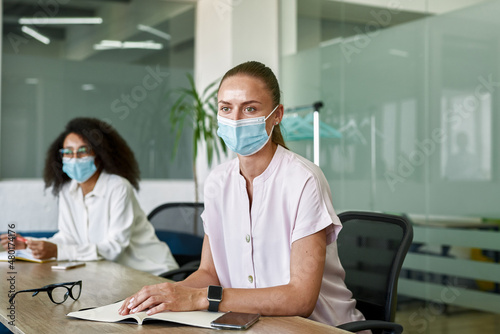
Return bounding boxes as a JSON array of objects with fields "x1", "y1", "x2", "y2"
[{"x1": 9, "y1": 280, "x2": 82, "y2": 305}]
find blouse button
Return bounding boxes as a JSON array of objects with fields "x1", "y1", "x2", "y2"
[
  {"x1": 245, "y1": 234, "x2": 250, "y2": 243},
  {"x1": 248, "y1": 275, "x2": 253, "y2": 283}
]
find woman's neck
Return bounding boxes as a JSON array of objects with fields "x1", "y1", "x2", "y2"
[
  {"x1": 239, "y1": 142, "x2": 278, "y2": 184},
  {"x1": 79, "y1": 170, "x2": 102, "y2": 197}
]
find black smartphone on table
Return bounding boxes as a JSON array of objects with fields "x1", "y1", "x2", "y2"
[{"x1": 211, "y1": 312, "x2": 260, "y2": 330}]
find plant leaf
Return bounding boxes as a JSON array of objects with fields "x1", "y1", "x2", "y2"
[
  {"x1": 166, "y1": 72, "x2": 227, "y2": 176},
  {"x1": 201, "y1": 79, "x2": 219, "y2": 101}
]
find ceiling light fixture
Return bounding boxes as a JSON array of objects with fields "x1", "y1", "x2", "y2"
[
  {"x1": 122, "y1": 41, "x2": 163, "y2": 49},
  {"x1": 81, "y1": 84, "x2": 96, "y2": 91},
  {"x1": 137, "y1": 24, "x2": 171, "y2": 40},
  {"x1": 389, "y1": 49, "x2": 409, "y2": 57},
  {"x1": 93, "y1": 40, "x2": 163, "y2": 50},
  {"x1": 93, "y1": 40, "x2": 122, "y2": 50},
  {"x1": 25, "y1": 78, "x2": 39, "y2": 85},
  {"x1": 21, "y1": 26, "x2": 50, "y2": 44},
  {"x1": 19, "y1": 17, "x2": 103, "y2": 25}
]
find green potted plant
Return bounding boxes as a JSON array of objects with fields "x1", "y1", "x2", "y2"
[{"x1": 169, "y1": 73, "x2": 227, "y2": 206}]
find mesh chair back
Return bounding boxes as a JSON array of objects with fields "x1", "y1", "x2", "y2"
[
  {"x1": 337, "y1": 211, "x2": 413, "y2": 323},
  {"x1": 147, "y1": 202, "x2": 205, "y2": 266},
  {"x1": 148, "y1": 202, "x2": 205, "y2": 236}
]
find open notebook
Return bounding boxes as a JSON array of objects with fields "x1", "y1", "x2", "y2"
[
  {"x1": 0, "y1": 249, "x2": 56, "y2": 263},
  {"x1": 67, "y1": 301, "x2": 224, "y2": 328}
]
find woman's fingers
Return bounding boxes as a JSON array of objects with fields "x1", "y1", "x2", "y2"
[
  {"x1": 27, "y1": 240, "x2": 41, "y2": 257},
  {"x1": 145, "y1": 302, "x2": 169, "y2": 315},
  {"x1": 0, "y1": 234, "x2": 9, "y2": 250},
  {"x1": 0, "y1": 234, "x2": 27, "y2": 250},
  {"x1": 118, "y1": 283, "x2": 170, "y2": 315},
  {"x1": 118, "y1": 296, "x2": 134, "y2": 315},
  {"x1": 126, "y1": 286, "x2": 151, "y2": 312},
  {"x1": 117, "y1": 283, "x2": 202, "y2": 316},
  {"x1": 27, "y1": 239, "x2": 38, "y2": 249},
  {"x1": 26, "y1": 240, "x2": 56, "y2": 259},
  {"x1": 129, "y1": 295, "x2": 164, "y2": 314},
  {"x1": 129, "y1": 284, "x2": 169, "y2": 311}
]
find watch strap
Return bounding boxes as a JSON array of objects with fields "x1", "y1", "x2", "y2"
[{"x1": 208, "y1": 299, "x2": 220, "y2": 312}]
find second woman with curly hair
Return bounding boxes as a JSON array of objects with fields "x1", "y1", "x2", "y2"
[{"x1": 10, "y1": 117, "x2": 179, "y2": 275}]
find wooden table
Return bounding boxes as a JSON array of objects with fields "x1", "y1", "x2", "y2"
[{"x1": 1, "y1": 260, "x2": 347, "y2": 333}]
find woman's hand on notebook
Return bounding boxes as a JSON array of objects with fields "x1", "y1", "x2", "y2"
[{"x1": 118, "y1": 282, "x2": 207, "y2": 316}]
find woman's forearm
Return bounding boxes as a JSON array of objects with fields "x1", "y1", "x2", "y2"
[
  {"x1": 180, "y1": 232, "x2": 325, "y2": 316},
  {"x1": 176, "y1": 267, "x2": 220, "y2": 288},
  {"x1": 214, "y1": 283, "x2": 318, "y2": 317},
  {"x1": 124, "y1": 280, "x2": 319, "y2": 317}
]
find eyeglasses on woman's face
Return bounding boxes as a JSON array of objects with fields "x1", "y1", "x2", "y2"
[
  {"x1": 9, "y1": 280, "x2": 82, "y2": 305},
  {"x1": 59, "y1": 146, "x2": 92, "y2": 159}
]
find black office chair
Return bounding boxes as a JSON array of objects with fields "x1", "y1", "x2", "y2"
[
  {"x1": 147, "y1": 202, "x2": 205, "y2": 281},
  {"x1": 336, "y1": 211, "x2": 413, "y2": 334}
]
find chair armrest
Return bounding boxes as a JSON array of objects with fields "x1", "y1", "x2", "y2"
[
  {"x1": 337, "y1": 320, "x2": 403, "y2": 334},
  {"x1": 181, "y1": 260, "x2": 201, "y2": 268},
  {"x1": 159, "y1": 261, "x2": 200, "y2": 281}
]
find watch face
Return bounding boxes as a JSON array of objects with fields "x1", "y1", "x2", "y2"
[{"x1": 208, "y1": 285, "x2": 223, "y2": 300}]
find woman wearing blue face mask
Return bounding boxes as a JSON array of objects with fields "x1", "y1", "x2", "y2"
[
  {"x1": 6, "y1": 117, "x2": 179, "y2": 275},
  {"x1": 119, "y1": 61, "x2": 366, "y2": 329}
]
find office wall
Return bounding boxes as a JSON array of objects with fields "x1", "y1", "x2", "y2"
[
  {"x1": 0, "y1": 1, "x2": 198, "y2": 232},
  {"x1": 1, "y1": 0, "x2": 281, "y2": 231},
  {"x1": 0, "y1": 179, "x2": 194, "y2": 232},
  {"x1": 1, "y1": 2, "x2": 195, "y2": 180},
  {"x1": 1, "y1": 55, "x2": 193, "y2": 179},
  {"x1": 194, "y1": 0, "x2": 280, "y2": 182},
  {"x1": 281, "y1": 0, "x2": 500, "y2": 218},
  {"x1": 195, "y1": 0, "x2": 280, "y2": 89}
]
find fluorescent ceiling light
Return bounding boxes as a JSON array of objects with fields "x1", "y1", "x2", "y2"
[
  {"x1": 21, "y1": 26, "x2": 50, "y2": 44},
  {"x1": 94, "y1": 40, "x2": 122, "y2": 49},
  {"x1": 93, "y1": 40, "x2": 163, "y2": 50},
  {"x1": 25, "y1": 78, "x2": 39, "y2": 85},
  {"x1": 389, "y1": 49, "x2": 409, "y2": 57},
  {"x1": 137, "y1": 24, "x2": 171, "y2": 40},
  {"x1": 319, "y1": 37, "x2": 342, "y2": 48},
  {"x1": 81, "y1": 84, "x2": 96, "y2": 91},
  {"x1": 19, "y1": 17, "x2": 103, "y2": 25},
  {"x1": 123, "y1": 41, "x2": 163, "y2": 49}
]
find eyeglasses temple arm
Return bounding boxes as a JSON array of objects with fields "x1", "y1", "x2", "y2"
[{"x1": 9, "y1": 288, "x2": 44, "y2": 302}]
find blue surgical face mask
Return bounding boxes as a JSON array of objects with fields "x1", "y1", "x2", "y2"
[
  {"x1": 217, "y1": 105, "x2": 279, "y2": 156},
  {"x1": 62, "y1": 156, "x2": 97, "y2": 183}
]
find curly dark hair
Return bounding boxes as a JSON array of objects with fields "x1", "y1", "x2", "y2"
[{"x1": 43, "y1": 117, "x2": 140, "y2": 195}]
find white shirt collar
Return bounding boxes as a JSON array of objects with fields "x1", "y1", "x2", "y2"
[{"x1": 68, "y1": 170, "x2": 108, "y2": 198}]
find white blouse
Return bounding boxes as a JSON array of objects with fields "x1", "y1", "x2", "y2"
[
  {"x1": 48, "y1": 171, "x2": 178, "y2": 275},
  {"x1": 201, "y1": 145, "x2": 365, "y2": 326}
]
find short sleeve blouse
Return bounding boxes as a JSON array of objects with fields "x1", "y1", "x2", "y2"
[{"x1": 201, "y1": 145, "x2": 365, "y2": 326}]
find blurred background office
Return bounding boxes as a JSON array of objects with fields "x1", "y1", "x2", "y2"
[{"x1": 1, "y1": 1, "x2": 499, "y2": 333}]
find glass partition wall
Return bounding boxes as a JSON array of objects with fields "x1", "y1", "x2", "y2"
[
  {"x1": 280, "y1": 0, "x2": 499, "y2": 218},
  {"x1": 281, "y1": 2, "x2": 500, "y2": 326},
  {"x1": 1, "y1": 0, "x2": 195, "y2": 179}
]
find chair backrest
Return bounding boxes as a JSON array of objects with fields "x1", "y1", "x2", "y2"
[
  {"x1": 337, "y1": 211, "x2": 413, "y2": 323},
  {"x1": 147, "y1": 202, "x2": 205, "y2": 266}
]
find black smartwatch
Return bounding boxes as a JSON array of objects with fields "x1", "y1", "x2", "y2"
[{"x1": 207, "y1": 285, "x2": 223, "y2": 312}]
